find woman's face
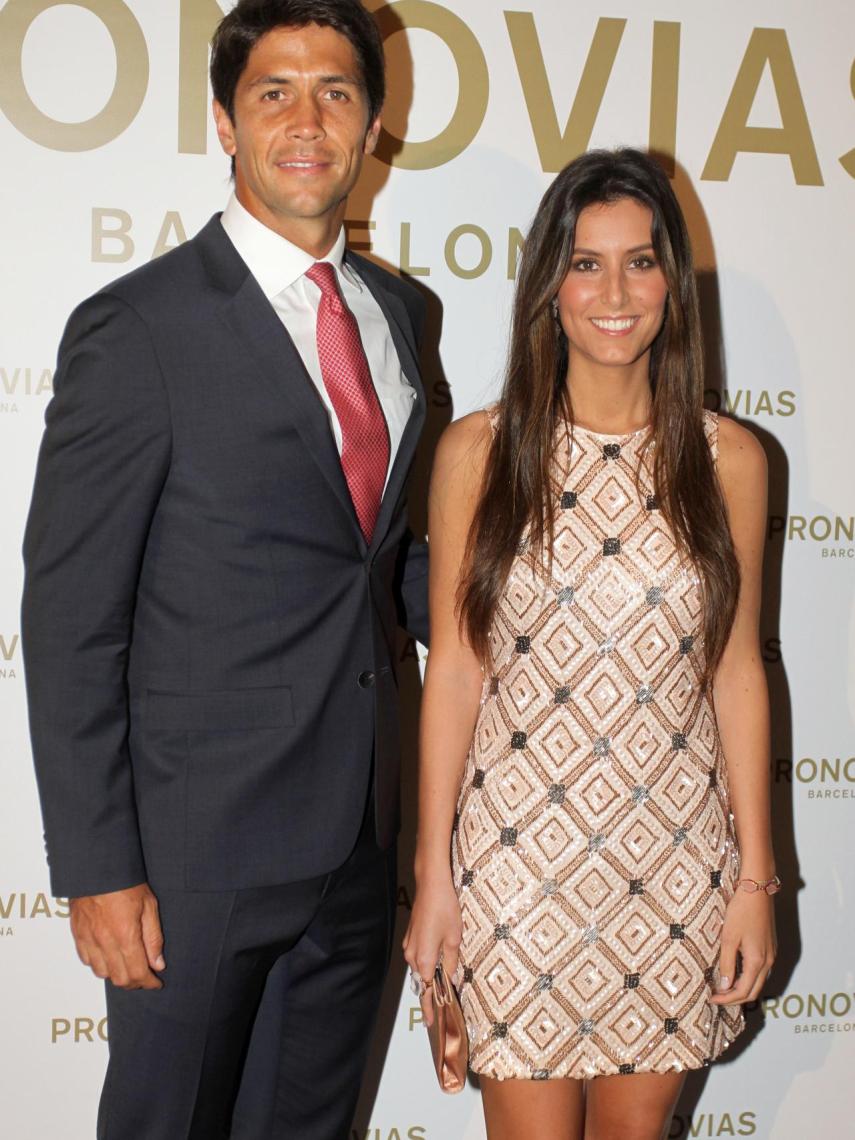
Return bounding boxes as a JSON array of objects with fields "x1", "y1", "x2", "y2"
[{"x1": 555, "y1": 197, "x2": 669, "y2": 372}]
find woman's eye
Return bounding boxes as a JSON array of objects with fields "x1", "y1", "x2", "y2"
[
  {"x1": 631, "y1": 255, "x2": 657, "y2": 269},
  {"x1": 572, "y1": 259, "x2": 597, "y2": 272}
]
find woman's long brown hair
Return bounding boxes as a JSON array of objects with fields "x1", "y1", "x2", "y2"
[{"x1": 459, "y1": 148, "x2": 739, "y2": 680}]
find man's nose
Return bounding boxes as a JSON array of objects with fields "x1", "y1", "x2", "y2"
[{"x1": 287, "y1": 96, "x2": 326, "y2": 141}]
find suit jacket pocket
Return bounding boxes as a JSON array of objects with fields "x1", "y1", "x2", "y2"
[{"x1": 145, "y1": 686, "x2": 294, "y2": 732}]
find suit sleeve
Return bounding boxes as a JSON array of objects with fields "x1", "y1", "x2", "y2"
[
  {"x1": 21, "y1": 293, "x2": 172, "y2": 898},
  {"x1": 391, "y1": 280, "x2": 429, "y2": 646},
  {"x1": 394, "y1": 530, "x2": 429, "y2": 648}
]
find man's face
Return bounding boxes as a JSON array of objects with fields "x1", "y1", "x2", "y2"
[{"x1": 214, "y1": 23, "x2": 380, "y2": 246}]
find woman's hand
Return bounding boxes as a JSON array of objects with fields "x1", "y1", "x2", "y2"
[
  {"x1": 403, "y1": 876, "x2": 463, "y2": 1027},
  {"x1": 710, "y1": 888, "x2": 777, "y2": 1006}
]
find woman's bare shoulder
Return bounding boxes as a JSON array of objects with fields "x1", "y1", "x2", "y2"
[
  {"x1": 433, "y1": 409, "x2": 494, "y2": 479},
  {"x1": 717, "y1": 416, "x2": 767, "y2": 492}
]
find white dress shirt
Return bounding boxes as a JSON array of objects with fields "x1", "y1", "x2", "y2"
[{"x1": 220, "y1": 194, "x2": 415, "y2": 491}]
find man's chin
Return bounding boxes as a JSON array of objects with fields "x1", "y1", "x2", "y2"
[{"x1": 271, "y1": 194, "x2": 347, "y2": 224}]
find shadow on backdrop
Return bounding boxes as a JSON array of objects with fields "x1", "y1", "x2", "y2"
[{"x1": 665, "y1": 162, "x2": 797, "y2": 1133}]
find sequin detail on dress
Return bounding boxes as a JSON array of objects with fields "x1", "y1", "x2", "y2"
[{"x1": 453, "y1": 409, "x2": 743, "y2": 1079}]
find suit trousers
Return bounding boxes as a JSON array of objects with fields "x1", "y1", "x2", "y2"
[{"x1": 97, "y1": 804, "x2": 396, "y2": 1140}]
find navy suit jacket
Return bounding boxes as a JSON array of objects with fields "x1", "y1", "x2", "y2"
[{"x1": 22, "y1": 215, "x2": 429, "y2": 898}]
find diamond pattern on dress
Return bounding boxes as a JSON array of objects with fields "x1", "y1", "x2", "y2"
[
  {"x1": 505, "y1": 576, "x2": 541, "y2": 622},
  {"x1": 532, "y1": 816, "x2": 573, "y2": 862},
  {"x1": 581, "y1": 667, "x2": 623, "y2": 720},
  {"x1": 662, "y1": 764, "x2": 701, "y2": 814},
  {"x1": 654, "y1": 956, "x2": 693, "y2": 1002},
  {"x1": 614, "y1": 912, "x2": 656, "y2": 956},
  {"x1": 528, "y1": 912, "x2": 571, "y2": 957},
  {"x1": 497, "y1": 763, "x2": 537, "y2": 814},
  {"x1": 589, "y1": 567, "x2": 632, "y2": 624},
  {"x1": 482, "y1": 862, "x2": 528, "y2": 911},
  {"x1": 505, "y1": 661, "x2": 545, "y2": 717},
  {"x1": 593, "y1": 475, "x2": 633, "y2": 523},
  {"x1": 624, "y1": 716, "x2": 668, "y2": 770},
  {"x1": 538, "y1": 720, "x2": 583, "y2": 770},
  {"x1": 570, "y1": 957, "x2": 610, "y2": 1004},
  {"x1": 486, "y1": 952, "x2": 528, "y2": 1005},
  {"x1": 576, "y1": 865, "x2": 618, "y2": 910},
  {"x1": 576, "y1": 766, "x2": 623, "y2": 823},
  {"x1": 553, "y1": 522, "x2": 587, "y2": 570},
  {"x1": 662, "y1": 861, "x2": 696, "y2": 908},
  {"x1": 629, "y1": 619, "x2": 671, "y2": 671},
  {"x1": 638, "y1": 523, "x2": 678, "y2": 572},
  {"x1": 523, "y1": 1003, "x2": 563, "y2": 1051},
  {"x1": 660, "y1": 671, "x2": 695, "y2": 720},
  {"x1": 453, "y1": 412, "x2": 742, "y2": 1079},
  {"x1": 617, "y1": 816, "x2": 660, "y2": 870},
  {"x1": 543, "y1": 625, "x2": 584, "y2": 671},
  {"x1": 610, "y1": 1005, "x2": 654, "y2": 1047}
]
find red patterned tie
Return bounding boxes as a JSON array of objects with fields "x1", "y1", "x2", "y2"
[{"x1": 306, "y1": 262, "x2": 390, "y2": 543}]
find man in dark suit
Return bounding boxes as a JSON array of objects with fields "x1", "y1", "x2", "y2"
[{"x1": 21, "y1": 2, "x2": 428, "y2": 1136}]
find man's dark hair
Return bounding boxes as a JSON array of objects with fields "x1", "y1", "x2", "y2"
[{"x1": 211, "y1": 0, "x2": 386, "y2": 125}]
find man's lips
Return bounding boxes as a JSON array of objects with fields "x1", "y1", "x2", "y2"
[{"x1": 275, "y1": 157, "x2": 333, "y2": 173}]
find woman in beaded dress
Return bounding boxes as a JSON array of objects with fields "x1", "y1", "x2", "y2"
[{"x1": 404, "y1": 149, "x2": 778, "y2": 1139}]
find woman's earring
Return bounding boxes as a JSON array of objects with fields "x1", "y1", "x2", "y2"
[{"x1": 551, "y1": 299, "x2": 560, "y2": 321}]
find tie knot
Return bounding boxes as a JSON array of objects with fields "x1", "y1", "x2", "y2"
[{"x1": 306, "y1": 261, "x2": 341, "y2": 303}]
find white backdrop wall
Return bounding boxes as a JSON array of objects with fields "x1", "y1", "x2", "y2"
[{"x1": 1, "y1": 2, "x2": 854, "y2": 1137}]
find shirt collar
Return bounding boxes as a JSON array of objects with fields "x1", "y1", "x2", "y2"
[{"x1": 220, "y1": 193, "x2": 361, "y2": 299}]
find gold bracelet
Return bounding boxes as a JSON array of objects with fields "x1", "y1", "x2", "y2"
[{"x1": 736, "y1": 875, "x2": 782, "y2": 895}]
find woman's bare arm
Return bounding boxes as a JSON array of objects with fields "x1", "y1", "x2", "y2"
[
  {"x1": 710, "y1": 415, "x2": 776, "y2": 1005},
  {"x1": 403, "y1": 410, "x2": 492, "y2": 1004}
]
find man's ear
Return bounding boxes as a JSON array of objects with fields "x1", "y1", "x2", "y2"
[
  {"x1": 363, "y1": 114, "x2": 382, "y2": 157},
  {"x1": 213, "y1": 100, "x2": 237, "y2": 158}
]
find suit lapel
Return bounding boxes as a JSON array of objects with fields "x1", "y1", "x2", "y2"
[
  {"x1": 195, "y1": 219, "x2": 424, "y2": 556},
  {"x1": 198, "y1": 219, "x2": 366, "y2": 549}
]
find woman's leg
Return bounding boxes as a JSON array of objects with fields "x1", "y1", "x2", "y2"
[
  {"x1": 583, "y1": 1070, "x2": 686, "y2": 1140},
  {"x1": 480, "y1": 1076, "x2": 585, "y2": 1140}
]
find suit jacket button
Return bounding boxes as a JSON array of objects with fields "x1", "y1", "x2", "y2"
[{"x1": 358, "y1": 671, "x2": 376, "y2": 689}]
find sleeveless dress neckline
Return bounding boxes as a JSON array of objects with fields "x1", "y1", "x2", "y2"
[{"x1": 563, "y1": 420, "x2": 652, "y2": 442}]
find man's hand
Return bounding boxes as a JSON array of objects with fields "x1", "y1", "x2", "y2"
[{"x1": 70, "y1": 883, "x2": 165, "y2": 990}]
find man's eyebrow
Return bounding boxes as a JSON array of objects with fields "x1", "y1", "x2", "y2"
[{"x1": 247, "y1": 73, "x2": 363, "y2": 87}]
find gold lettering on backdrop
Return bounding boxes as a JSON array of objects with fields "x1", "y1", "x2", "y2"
[
  {"x1": 51, "y1": 1018, "x2": 70, "y2": 1043},
  {"x1": 408, "y1": 1006, "x2": 424, "y2": 1031},
  {"x1": 0, "y1": 892, "x2": 70, "y2": 918},
  {"x1": 51, "y1": 1016, "x2": 109, "y2": 1043},
  {"x1": 504, "y1": 14, "x2": 626, "y2": 173},
  {"x1": 92, "y1": 207, "x2": 135, "y2": 262},
  {"x1": 399, "y1": 222, "x2": 430, "y2": 276},
  {"x1": 152, "y1": 211, "x2": 189, "y2": 259},
  {"x1": 507, "y1": 227, "x2": 525, "y2": 280},
  {"x1": 374, "y1": 0, "x2": 489, "y2": 169},
  {"x1": 702, "y1": 28, "x2": 822, "y2": 185},
  {"x1": 649, "y1": 22, "x2": 680, "y2": 176},
  {"x1": 344, "y1": 220, "x2": 376, "y2": 253},
  {"x1": 445, "y1": 224, "x2": 492, "y2": 279},
  {"x1": 0, "y1": 367, "x2": 53, "y2": 395},
  {"x1": 179, "y1": 0, "x2": 226, "y2": 154},
  {"x1": 839, "y1": 59, "x2": 855, "y2": 178},
  {"x1": 0, "y1": 634, "x2": 19, "y2": 662},
  {"x1": 0, "y1": 0, "x2": 149, "y2": 152}
]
